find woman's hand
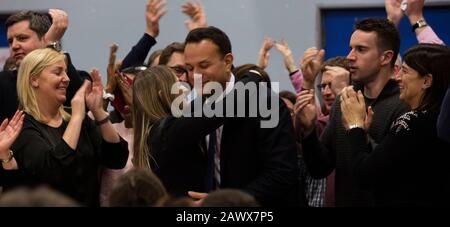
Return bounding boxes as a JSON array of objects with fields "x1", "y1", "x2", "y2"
[
  {"x1": 85, "y1": 69, "x2": 105, "y2": 117},
  {"x1": 0, "y1": 110, "x2": 24, "y2": 160},
  {"x1": 71, "y1": 80, "x2": 89, "y2": 120}
]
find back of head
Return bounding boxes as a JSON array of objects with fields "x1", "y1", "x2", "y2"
[
  {"x1": 132, "y1": 65, "x2": 177, "y2": 170},
  {"x1": 159, "y1": 42, "x2": 185, "y2": 65},
  {"x1": 404, "y1": 44, "x2": 450, "y2": 112},
  {"x1": 0, "y1": 186, "x2": 79, "y2": 207},
  {"x1": 5, "y1": 10, "x2": 51, "y2": 39},
  {"x1": 279, "y1": 90, "x2": 296, "y2": 105},
  {"x1": 108, "y1": 168, "x2": 168, "y2": 207},
  {"x1": 321, "y1": 56, "x2": 350, "y2": 73},
  {"x1": 355, "y1": 18, "x2": 400, "y2": 68},
  {"x1": 147, "y1": 49, "x2": 163, "y2": 66},
  {"x1": 201, "y1": 189, "x2": 260, "y2": 207},
  {"x1": 233, "y1": 64, "x2": 271, "y2": 85},
  {"x1": 185, "y1": 26, "x2": 232, "y2": 57},
  {"x1": 17, "y1": 48, "x2": 68, "y2": 123}
]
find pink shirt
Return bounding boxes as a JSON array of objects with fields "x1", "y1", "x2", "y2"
[
  {"x1": 417, "y1": 26, "x2": 445, "y2": 45},
  {"x1": 99, "y1": 121, "x2": 134, "y2": 207}
]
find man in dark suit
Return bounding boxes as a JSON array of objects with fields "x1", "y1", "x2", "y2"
[
  {"x1": 0, "y1": 10, "x2": 84, "y2": 122},
  {"x1": 183, "y1": 26, "x2": 300, "y2": 206}
]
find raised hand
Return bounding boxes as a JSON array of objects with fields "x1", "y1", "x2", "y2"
[
  {"x1": 275, "y1": 40, "x2": 298, "y2": 73},
  {"x1": 146, "y1": 0, "x2": 167, "y2": 37},
  {"x1": 324, "y1": 66, "x2": 350, "y2": 95},
  {"x1": 117, "y1": 74, "x2": 133, "y2": 106},
  {"x1": 85, "y1": 69, "x2": 105, "y2": 116},
  {"x1": 188, "y1": 191, "x2": 208, "y2": 206},
  {"x1": 340, "y1": 86, "x2": 367, "y2": 130},
  {"x1": 182, "y1": 0, "x2": 207, "y2": 31},
  {"x1": 294, "y1": 89, "x2": 317, "y2": 138},
  {"x1": 300, "y1": 47, "x2": 325, "y2": 89},
  {"x1": 256, "y1": 38, "x2": 275, "y2": 69},
  {"x1": 44, "y1": 9, "x2": 68, "y2": 45},
  {"x1": 71, "y1": 80, "x2": 89, "y2": 120},
  {"x1": 405, "y1": 0, "x2": 425, "y2": 24},
  {"x1": 0, "y1": 110, "x2": 24, "y2": 159},
  {"x1": 385, "y1": 0, "x2": 404, "y2": 26},
  {"x1": 106, "y1": 43, "x2": 119, "y2": 94}
]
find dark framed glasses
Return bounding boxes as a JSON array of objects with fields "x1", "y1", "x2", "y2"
[
  {"x1": 170, "y1": 66, "x2": 188, "y2": 78},
  {"x1": 317, "y1": 82, "x2": 332, "y2": 90}
]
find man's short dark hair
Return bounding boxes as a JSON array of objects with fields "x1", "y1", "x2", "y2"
[
  {"x1": 321, "y1": 56, "x2": 350, "y2": 73},
  {"x1": 5, "y1": 10, "x2": 51, "y2": 39},
  {"x1": 159, "y1": 42, "x2": 185, "y2": 65},
  {"x1": 185, "y1": 26, "x2": 232, "y2": 57},
  {"x1": 201, "y1": 189, "x2": 260, "y2": 207},
  {"x1": 355, "y1": 18, "x2": 400, "y2": 68}
]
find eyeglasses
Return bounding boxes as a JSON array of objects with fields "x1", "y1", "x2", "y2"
[
  {"x1": 170, "y1": 66, "x2": 188, "y2": 78},
  {"x1": 121, "y1": 66, "x2": 148, "y2": 75},
  {"x1": 317, "y1": 82, "x2": 332, "y2": 90}
]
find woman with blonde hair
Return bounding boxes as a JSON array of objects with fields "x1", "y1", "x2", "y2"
[{"x1": 8, "y1": 48, "x2": 128, "y2": 206}]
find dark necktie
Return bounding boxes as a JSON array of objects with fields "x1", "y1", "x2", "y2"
[{"x1": 205, "y1": 130, "x2": 217, "y2": 192}]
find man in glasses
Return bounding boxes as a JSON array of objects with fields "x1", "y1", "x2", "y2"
[{"x1": 159, "y1": 42, "x2": 188, "y2": 83}]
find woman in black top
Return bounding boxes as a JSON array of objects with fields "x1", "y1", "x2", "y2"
[
  {"x1": 9, "y1": 48, "x2": 128, "y2": 206},
  {"x1": 341, "y1": 44, "x2": 450, "y2": 206}
]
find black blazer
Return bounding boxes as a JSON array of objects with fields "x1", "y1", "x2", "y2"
[{"x1": 148, "y1": 72, "x2": 299, "y2": 206}]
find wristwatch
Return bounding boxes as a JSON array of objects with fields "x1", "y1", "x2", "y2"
[
  {"x1": 412, "y1": 19, "x2": 427, "y2": 32},
  {"x1": 47, "y1": 41, "x2": 62, "y2": 52}
]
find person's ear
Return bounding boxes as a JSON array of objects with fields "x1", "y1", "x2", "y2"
[
  {"x1": 423, "y1": 74, "x2": 433, "y2": 90},
  {"x1": 380, "y1": 50, "x2": 394, "y2": 66},
  {"x1": 31, "y1": 75, "x2": 39, "y2": 88},
  {"x1": 224, "y1": 53, "x2": 234, "y2": 72}
]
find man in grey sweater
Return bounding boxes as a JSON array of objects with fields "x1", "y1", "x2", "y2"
[{"x1": 295, "y1": 18, "x2": 408, "y2": 206}]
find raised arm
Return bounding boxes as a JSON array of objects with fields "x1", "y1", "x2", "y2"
[
  {"x1": 406, "y1": 0, "x2": 444, "y2": 44},
  {"x1": 182, "y1": 0, "x2": 208, "y2": 31},
  {"x1": 256, "y1": 38, "x2": 274, "y2": 70},
  {"x1": 385, "y1": 0, "x2": 404, "y2": 27},
  {"x1": 274, "y1": 40, "x2": 303, "y2": 93},
  {"x1": 120, "y1": 0, "x2": 165, "y2": 70},
  {"x1": 43, "y1": 9, "x2": 68, "y2": 45}
]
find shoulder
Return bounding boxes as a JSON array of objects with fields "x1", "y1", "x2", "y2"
[{"x1": 390, "y1": 110, "x2": 436, "y2": 134}]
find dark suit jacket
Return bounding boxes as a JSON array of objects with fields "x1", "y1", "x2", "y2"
[{"x1": 147, "y1": 72, "x2": 300, "y2": 206}]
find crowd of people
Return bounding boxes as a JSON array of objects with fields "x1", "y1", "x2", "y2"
[{"x1": 0, "y1": 0, "x2": 449, "y2": 207}]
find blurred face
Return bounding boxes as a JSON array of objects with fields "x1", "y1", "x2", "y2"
[
  {"x1": 319, "y1": 73, "x2": 335, "y2": 114},
  {"x1": 32, "y1": 60, "x2": 70, "y2": 106},
  {"x1": 347, "y1": 30, "x2": 383, "y2": 84},
  {"x1": 395, "y1": 63, "x2": 429, "y2": 109},
  {"x1": 7, "y1": 20, "x2": 46, "y2": 66},
  {"x1": 184, "y1": 40, "x2": 233, "y2": 92},
  {"x1": 167, "y1": 52, "x2": 188, "y2": 83}
]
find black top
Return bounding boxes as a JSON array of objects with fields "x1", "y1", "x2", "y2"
[
  {"x1": 303, "y1": 79, "x2": 409, "y2": 206},
  {"x1": 5, "y1": 113, "x2": 128, "y2": 206},
  {"x1": 349, "y1": 110, "x2": 450, "y2": 206},
  {"x1": 438, "y1": 86, "x2": 450, "y2": 143},
  {"x1": 0, "y1": 53, "x2": 84, "y2": 122}
]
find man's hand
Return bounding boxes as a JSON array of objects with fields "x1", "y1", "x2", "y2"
[
  {"x1": 275, "y1": 40, "x2": 297, "y2": 73},
  {"x1": 256, "y1": 38, "x2": 275, "y2": 69},
  {"x1": 44, "y1": 9, "x2": 68, "y2": 45},
  {"x1": 294, "y1": 89, "x2": 317, "y2": 138},
  {"x1": 182, "y1": 0, "x2": 208, "y2": 31},
  {"x1": 385, "y1": 0, "x2": 404, "y2": 26},
  {"x1": 188, "y1": 191, "x2": 208, "y2": 206},
  {"x1": 106, "y1": 43, "x2": 119, "y2": 94},
  {"x1": 146, "y1": 0, "x2": 167, "y2": 37}
]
